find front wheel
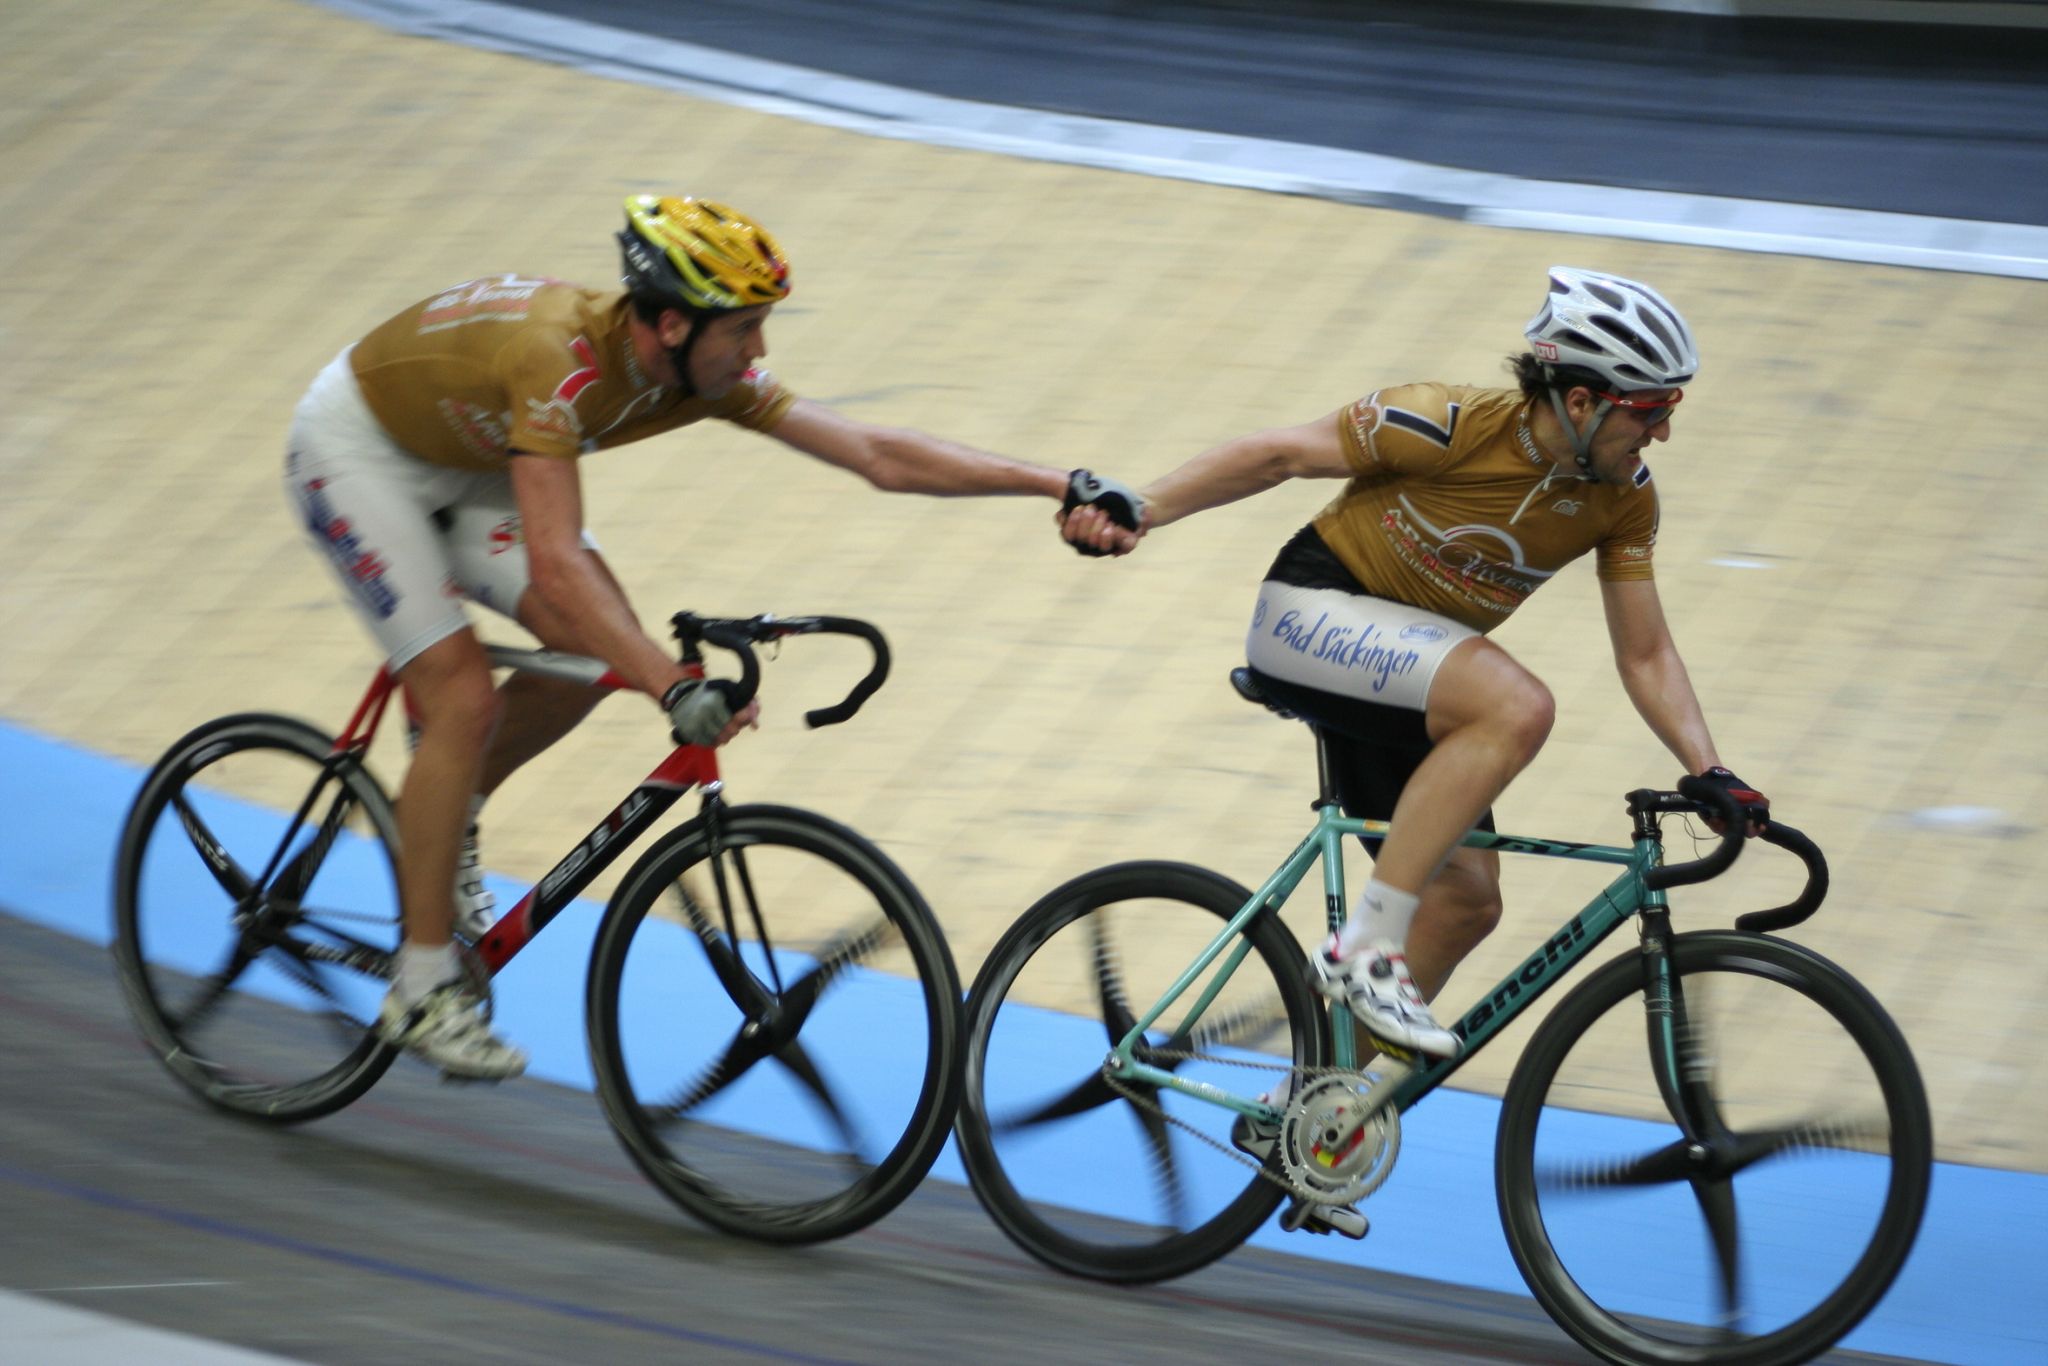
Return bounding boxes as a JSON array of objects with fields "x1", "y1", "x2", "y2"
[
  {"x1": 585, "y1": 803, "x2": 961, "y2": 1244},
  {"x1": 111, "y1": 713, "x2": 402, "y2": 1123},
  {"x1": 955, "y1": 861, "x2": 1331, "y2": 1284},
  {"x1": 1496, "y1": 931, "x2": 1933, "y2": 1366}
]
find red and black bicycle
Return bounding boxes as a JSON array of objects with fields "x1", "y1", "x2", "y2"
[{"x1": 111, "y1": 612, "x2": 962, "y2": 1244}]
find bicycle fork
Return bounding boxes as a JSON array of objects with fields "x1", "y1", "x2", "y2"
[{"x1": 1638, "y1": 910, "x2": 1744, "y2": 1326}]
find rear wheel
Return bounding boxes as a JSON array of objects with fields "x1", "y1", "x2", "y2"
[
  {"x1": 956, "y1": 861, "x2": 1330, "y2": 1283},
  {"x1": 112, "y1": 713, "x2": 401, "y2": 1123},
  {"x1": 586, "y1": 803, "x2": 961, "y2": 1244},
  {"x1": 1496, "y1": 931, "x2": 1932, "y2": 1365}
]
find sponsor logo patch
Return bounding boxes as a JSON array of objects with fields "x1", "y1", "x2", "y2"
[{"x1": 301, "y1": 478, "x2": 399, "y2": 619}]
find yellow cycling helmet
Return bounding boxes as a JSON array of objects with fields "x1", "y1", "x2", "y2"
[{"x1": 617, "y1": 194, "x2": 792, "y2": 313}]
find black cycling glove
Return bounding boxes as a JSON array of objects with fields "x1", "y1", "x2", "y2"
[
  {"x1": 1062, "y1": 468, "x2": 1145, "y2": 557},
  {"x1": 1696, "y1": 766, "x2": 1769, "y2": 826}
]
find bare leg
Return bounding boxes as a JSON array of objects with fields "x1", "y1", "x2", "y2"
[
  {"x1": 394, "y1": 630, "x2": 502, "y2": 947},
  {"x1": 1327, "y1": 640, "x2": 1544, "y2": 1057},
  {"x1": 1368, "y1": 637, "x2": 1554, "y2": 897},
  {"x1": 380, "y1": 629, "x2": 530, "y2": 1079},
  {"x1": 1405, "y1": 847, "x2": 1504, "y2": 1001},
  {"x1": 477, "y1": 672, "x2": 607, "y2": 797},
  {"x1": 1343, "y1": 847, "x2": 1502, "y2": 1061}
]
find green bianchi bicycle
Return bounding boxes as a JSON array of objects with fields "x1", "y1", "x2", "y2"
[{"x1": 955, "y1": 668, "x2": 1931, "y2": 1366}]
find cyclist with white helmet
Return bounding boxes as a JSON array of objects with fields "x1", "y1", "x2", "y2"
[
  {"x1": 1063, "y1": 265, "x2": 1762, "y2": 1148},
  {"x1": 287, "y1": 194, "x2": 1143, "y2": 1080}
]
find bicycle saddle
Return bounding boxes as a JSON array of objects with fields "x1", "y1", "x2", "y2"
[{"x1": 1228, "y1": 666, "x2": 1299, "y2": 719}]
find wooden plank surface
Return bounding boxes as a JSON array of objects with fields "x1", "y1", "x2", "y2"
[{"x1": 4, "y1": 0, "x2": 2044, "y2": 1168}]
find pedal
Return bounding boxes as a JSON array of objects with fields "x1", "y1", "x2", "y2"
[{"x1": 1280, "y1": 1198, "x2": 1369, "y2": 1240}]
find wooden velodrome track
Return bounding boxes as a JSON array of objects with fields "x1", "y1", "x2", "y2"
[{"x1": 4, "y1": 0, "x2": 2045, "y2": 1172}]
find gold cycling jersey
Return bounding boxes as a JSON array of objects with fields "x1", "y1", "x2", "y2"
[
  {"x1": 1311, "y1": 382, "x2": 1659, "y2": 633},
  {"x1": 349, "y1": 275, "x2": 796, "y2": 471}
]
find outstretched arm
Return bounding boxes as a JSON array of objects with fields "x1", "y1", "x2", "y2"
[
  {"x1": 1127, "y1": 410, "x2": 1354, "y2": 533},
  {"x1": 770, "y1": 397, "x2": 1143, "y2": 554},
  {"x1": 769, "y1": 398, "x2": 1068, "y2": 498}
]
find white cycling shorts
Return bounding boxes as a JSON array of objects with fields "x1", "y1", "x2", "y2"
[
  {"x1": 1244, "y1": 581, "x2": 1478, "y2": 714},
  {"x1": 282, "y1": 349, "x2": 597, "y2": 671}
]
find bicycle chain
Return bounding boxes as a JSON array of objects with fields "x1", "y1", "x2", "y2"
[{"x1": 1100, "y1": 1047, "x2": 1395, "y2": 1204}]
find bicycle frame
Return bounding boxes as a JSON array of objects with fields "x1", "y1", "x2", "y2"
[
  {"x1": 1104, "y1": 799, "x2": 1664, "y2": 1125},
  {"x1": 326, "y1": 645, "x2": 719, "y2": 978}
]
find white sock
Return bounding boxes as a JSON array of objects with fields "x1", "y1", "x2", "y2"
[
  {"x1": 394, "y1": 942, "x2": 461, "y2": 1006},
  {"x1": 1337, "y1": 880, "x2": 1422, "y2": 957},
  {"x1": 468, "y1": 792, "x2": 486, "y2": 832}
]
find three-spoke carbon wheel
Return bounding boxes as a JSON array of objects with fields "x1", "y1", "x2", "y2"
[
  {"x1": 586, "y1": 803, "x2": 962, "y2": 1244},
  {"x1": 1496, "y1": 931, "x2": 1932, "y2": 1366},
  {"x1": 112, "y1": 713, "x2": 402, "y2": 1123},
  {"x1": 956, "y1": 861, "x2": 1330, "y2": 1283}
]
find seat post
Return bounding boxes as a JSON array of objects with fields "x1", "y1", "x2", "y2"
[
  {"x1": 1228, "y1": 666, "x2": 1347, "y2": 813},
  {"x1": 1311, "y1": 726, "x2": 1342, "y2": 810}
]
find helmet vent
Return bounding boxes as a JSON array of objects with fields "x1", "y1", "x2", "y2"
[
  {"x1": 1633, "y1": 310, "x2": 1681, "y2": 357},
  {"x1": 1591, "y1": 316, "x2": 1655, "y2": 358}
]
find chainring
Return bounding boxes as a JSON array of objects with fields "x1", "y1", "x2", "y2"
[{"x1": 1277, "y1": 1070, "x2": 1401, "y2": 1206}]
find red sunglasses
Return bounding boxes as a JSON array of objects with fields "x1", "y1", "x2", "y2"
[{"x1": 1596, "y1": 389, "x2": 1683, "y2": 425}]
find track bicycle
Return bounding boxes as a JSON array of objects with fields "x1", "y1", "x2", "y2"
[
  {"x1": 112, "y1": 611, "x2": 963, "y2": 1244},
  {"x1": 955, "y1": 668, "x2": 1931, "y2": 1366}
]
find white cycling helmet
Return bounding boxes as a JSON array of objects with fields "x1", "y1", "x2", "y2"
[{"x1": 1525, "y1": 266, "x2": 1698, "y2": 393}]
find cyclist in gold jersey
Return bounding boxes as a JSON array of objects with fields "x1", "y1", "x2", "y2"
[
  {"x1": 1062, "y1": 267, "x2": 1765, "y2": 1074},
  {"x1": 287, "y1": 195, "x2": 1142, "y2": 1079}
]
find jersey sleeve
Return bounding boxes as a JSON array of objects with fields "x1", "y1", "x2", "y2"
[
  {"x1": 498, "y1": 325, "x2": 603, "y2": 460},
  {"x1": 708, "y1": 368, "x2": 798, "y2": 433},
  {"x1": 1595, "y1": 468, "x2": 1660, "y2": 580},
  {"x1": 1335, "y1": 382, "x2": 1466, "y2": 477}
]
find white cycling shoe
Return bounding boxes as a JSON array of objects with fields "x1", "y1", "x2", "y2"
[
  {"x1": 378, "y1": 982, "x2": 527, "y2": 1081},
  {"x1": 1312, "y1": 936, "x2": 1461, "y2": 1060}
]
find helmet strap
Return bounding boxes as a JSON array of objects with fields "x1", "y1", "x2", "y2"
[
  {"x1": 664, "y1": 310, "x2": 712, "y2": 398},
  {"x1": 1541, "y1": 363, "x2": 1613, "y2": 478}
]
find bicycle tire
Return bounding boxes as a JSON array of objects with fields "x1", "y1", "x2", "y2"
[
  {"x1": 586, "y1": 803, "x2": 962, "y2": 1244},
  {"x1": 112, "y1": 712, "x2": 402, "y2": 1123},
  {"x1": 956, "y1": 860, "x2": 1330, "y2": 1284},
  {"x1": 1496, "y1": 931, "x2": 1932, "y2": 1366}
]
